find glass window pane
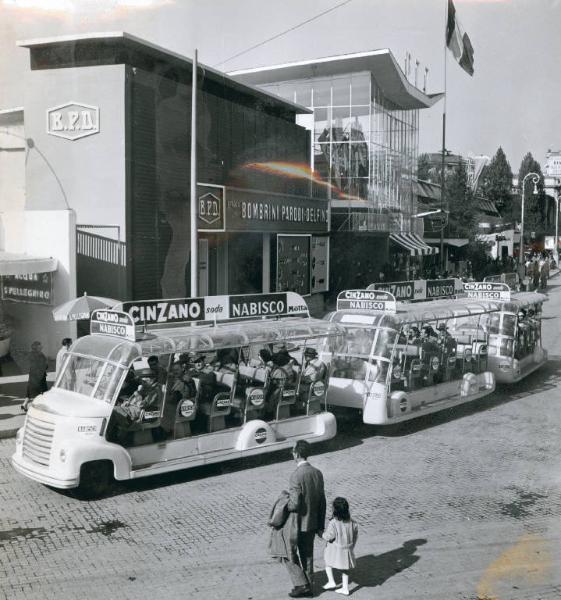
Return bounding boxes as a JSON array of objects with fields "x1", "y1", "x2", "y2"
[
  {"x1": 294, "y1": 82, "x2": 312, "y2": 107},
  {"x1": 350, "y1": 105, "x2": 369, "y2": 141},
  {"x1": 351, "y1": 73, "x2": 371, "y2": 105},
  {"x1": 312, "y1": 79, "x2": 331, "y2": 106},
  {"x1": 314, "y1": 107, "x2": 330, "y2": 140},
  {"x1": 332, "y1": 76, "x2": 351, "y2": 106}
]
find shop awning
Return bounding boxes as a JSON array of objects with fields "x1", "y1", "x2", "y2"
[
  {"x1": 425, "y1": 238, "x2": 469, "y2": 248},
  {"x1": 0, "y1": 251, "x2": 57, "y2": 276},
  {"x1": 390, "y1": 233, "x2": 439, "y2": 256}
]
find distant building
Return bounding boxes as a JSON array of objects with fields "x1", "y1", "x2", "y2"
[{"x1": 544, "y1": 149, "x2": 561, "y2": 177}]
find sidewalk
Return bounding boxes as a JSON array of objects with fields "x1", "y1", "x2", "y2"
[{"x1": 0, "y1": 371, "x2": 56, "y2": 439}]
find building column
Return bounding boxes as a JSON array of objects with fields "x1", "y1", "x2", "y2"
[{"x1": 262, "y1": 233, "x2": 271, "y2": 293}]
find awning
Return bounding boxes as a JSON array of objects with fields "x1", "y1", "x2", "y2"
[
  {"x1": 390, "y1": 233, "x2": 439, "y2": 256},
  {"x1": 0, "y1": 251, "x2": 58, "y2": 276},
  {"x1": 425, "y1": 238, "x2": 469, "y2": 248}
]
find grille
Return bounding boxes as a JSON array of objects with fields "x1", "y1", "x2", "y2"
[{"x1": 22, "y1": 415, "x2": 55, "y2": 467}]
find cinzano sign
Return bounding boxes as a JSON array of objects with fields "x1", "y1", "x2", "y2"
[{"x1": 46, "y1": 102, "x2": 100, "y2": 140}]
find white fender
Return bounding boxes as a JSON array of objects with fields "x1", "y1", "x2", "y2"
[
  {"x1": 390, "y1": 390, "x2": 409, "y2": 417},
  {"x1": 461, "y1": 373, "x2": 478, "y2": 397},
  {"x1": 65, "y1": 439, "x2": 132, "y2": 481},
  {"x1": 235, "y1": 420, "x2": 276, "y2": 451}
]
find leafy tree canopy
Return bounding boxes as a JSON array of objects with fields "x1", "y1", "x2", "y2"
[
  {"x1": 518, "y1": 152, "x2": 546, "y2": 237},
  {"x1": 446, "y1": 164, "x2": 478, "y2": 239},
  {"x1": 479, "y1": 147, "x2": 513, "y2": 213}
]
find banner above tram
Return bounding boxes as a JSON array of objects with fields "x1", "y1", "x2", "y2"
[
  {"x1": 336, "y1": 290, "x2": 397, "y2": 313},
  {"x1": 90, "y1": 309, "x2": 136, "y2": 341},
  {"x1": 115, "y1": 292, "x2": 310, "y2": 327},
  {"x1": 368, "y1": 278, "x2": 463, "y2": 302},
  {"x1": 464, "y1": 282, "x2": 511, "y2": 301}
]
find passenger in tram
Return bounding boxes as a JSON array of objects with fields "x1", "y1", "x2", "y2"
[
  {"x1": 215, "y1": 348, "x2": 239, "y2": 373},
  {"x1": 108, "y1": 373, "x2": 163, "y2": 442},
  {"x1": 408, "y1": 326, "x2": 422, "y2": 346},
  {"x1": 420, "y1": 325, "x2": 439, "y2": 384},
  {"x1": 297, "y1": 348, "x2": 327, "y2": 412},
  {"x1": 265, "y1": 350, "x2": 296, "y2": 420},
  {"x1": 188, "y1": 354, "x2": 219, "y2": 404},
  {"x1": 147, "y1": 355, "x2": 168, "y2": 385},
  {"x1": 160, "y1": 361, "x2": 196, "y2": 436}
]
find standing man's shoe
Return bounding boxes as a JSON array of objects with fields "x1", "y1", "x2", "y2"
[{"x1": 288, "y1": 586, "x2": 313, "y2": 598}]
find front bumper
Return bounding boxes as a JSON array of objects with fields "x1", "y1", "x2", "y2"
[{"x1": 11, "y1": 453, "x2": 78, "y2": 489}]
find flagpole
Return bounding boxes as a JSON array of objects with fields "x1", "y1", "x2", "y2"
[
  {"x1": 440, "y1": 0, "x2": 448, "y2": 271},
  {"x1": 190, "y1": 48, "x2": 199, "y2": 297}
]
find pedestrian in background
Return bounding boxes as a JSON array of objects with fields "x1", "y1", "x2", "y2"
[
  {"x1": 322, "y1": 497, "x2": 359, "y2": 596},
  {"x1": 22, "y1": 341, "x2": 48, "y2": 412},
  {"x1": 55, "y1": 337, "x2": 72, "y2": 377},
  {"x1": 284, "y1": 439, "x2": 326, "y2": 598}
]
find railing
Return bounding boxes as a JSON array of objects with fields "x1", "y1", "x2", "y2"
[
  {"x1": 338, "y1": 211, "x2": 424, "y2": 235},
  {"x1": 76, "y1": 228, "x2": 126, "y2": 266}
]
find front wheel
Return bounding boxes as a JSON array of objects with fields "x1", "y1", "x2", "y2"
[{"x1": 76, "y1": 461, "x2": 113, "y2": 499}]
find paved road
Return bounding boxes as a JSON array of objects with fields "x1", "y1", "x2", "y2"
[{"x1": 2, "y1": 285, "x2": 561, "y2": 600}]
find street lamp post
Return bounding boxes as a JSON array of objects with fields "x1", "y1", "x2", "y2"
[
  {"x1": 519, "y1": 171, "x2": 540, "y2": 267},
  {"x1": 555, "y1": 179, "x2": 560, "y2": 266}
]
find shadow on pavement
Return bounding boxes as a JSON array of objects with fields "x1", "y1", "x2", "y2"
[{"x1": 314, "y1": 538, "x2": 427, "y2": 595}]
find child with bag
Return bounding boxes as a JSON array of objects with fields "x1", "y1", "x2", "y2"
[{"x1": 322, "y1": 497, "x2": 359, "y2": 595}]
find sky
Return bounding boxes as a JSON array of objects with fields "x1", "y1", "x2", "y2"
[{"x1": 1, "y1": 0, "x2": 560, "y2": 170}]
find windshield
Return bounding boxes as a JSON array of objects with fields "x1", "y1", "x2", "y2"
[
  {"x1": 340, "y1": 326, "x2": 396, "y2": 359},
  {"x1": 501, "y1": 314, "x2": 517, "y2": 337},
  {"x1": 55, "y1": 354, "x2": 125, "y2": 403}
]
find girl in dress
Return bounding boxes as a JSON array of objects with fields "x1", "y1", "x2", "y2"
[{"x1": 322, "y1": 497, "x2": 359, "y2": 595}]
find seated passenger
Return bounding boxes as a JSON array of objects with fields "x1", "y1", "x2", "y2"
[
  {"x1": 297, "y1": 348, "x2": 327, "y2": 410},
  {"x1": 216, "y1": 348, "x2": 239, "y2": 373},
  {"x1": 188, "y1": 354, "x2": 219, "y2": 404},
  {"x1": 265, "y1": 350, "x2": 296, "y2": 419},
  {"x1": 147, "y1": 355, "x2": 167, "y2": 385},
  {"x1": 109, "y1": 374, "x2": 162, "y2": 441}
]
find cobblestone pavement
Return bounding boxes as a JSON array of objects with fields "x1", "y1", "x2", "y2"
[{"x1": 2, "y1": 285, "x2": 561, "y2": 600}]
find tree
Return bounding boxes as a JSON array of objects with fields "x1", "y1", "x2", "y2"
[
  {"x1": 446, "y1": 163, "x2": 478, "y2": 238},
  {"x1": 417, "y1": 153, "x2": 431, "y2": 181},
  {"x1": 479, "y1": 147, "x2": 513, "y2": 215},
  {"x1": 518, "y1": 152, "x2": 546, "y2": 239}
]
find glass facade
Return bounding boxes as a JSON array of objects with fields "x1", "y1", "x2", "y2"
[{"x1": 261, "y1": 73, "x2": 420, "y2": 233}]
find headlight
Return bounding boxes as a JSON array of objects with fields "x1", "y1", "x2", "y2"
[{"x1": 59, "y1": 448, "x2": 67, "y2": 463}]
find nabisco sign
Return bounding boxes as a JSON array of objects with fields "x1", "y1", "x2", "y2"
[{"x1": 46, "y1": 102, "x2": 100, "y2": 140}]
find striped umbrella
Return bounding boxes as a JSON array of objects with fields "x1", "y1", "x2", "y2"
[{"x1": 52, "y1": 293, "x2": 119, "y2": 322}]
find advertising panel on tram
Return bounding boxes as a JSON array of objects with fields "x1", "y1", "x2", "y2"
[
  {"x1": 324, "y1": 287, "x2": 496, "y2": 425},
  {"x1": 12, "y1": 292, "x2": 345, "y2": 497},
  {"x1": 465, "y1": 282, "x2": 548, "y2": 383}
]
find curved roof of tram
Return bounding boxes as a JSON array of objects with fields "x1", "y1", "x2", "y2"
[
  {"x1": 329, "y1": 291, "x2": 548, "y2": 327},
  {"x1": 71, "y1": 317, "x2": 344, "y2": 365}
]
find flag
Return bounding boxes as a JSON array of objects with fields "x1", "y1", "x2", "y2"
[{"x1": 446, "y1": 0, "x2": 475, "y2": 76}]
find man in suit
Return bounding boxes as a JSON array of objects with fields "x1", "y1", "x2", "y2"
[{"x1": 285, "y1": 439, "x2": 326, "y2": 598}]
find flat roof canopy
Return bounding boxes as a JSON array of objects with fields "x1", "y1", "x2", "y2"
[
  {"x1": 0, "y1": 251, "x2": 57, "y2": 276},
  {"x1": 17, "y1": 32, "x2": 311, "y2": 117},
  {"x1": 230, "y1": 49, "x2": 444, "y2": 110}
]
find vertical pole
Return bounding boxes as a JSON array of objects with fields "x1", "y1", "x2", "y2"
[
  {"x1": 440, "y1": 0, "x2": 448, "y2": 272},
  {"x1": 555, "y1": 187, "x2": 559, "y2": 266},
  {"x1": 520, "y1": 178, "x2": 525, "y2": 268},
  {"x1": 190, "y1": 49, "x2": 199, "y2": 296}
]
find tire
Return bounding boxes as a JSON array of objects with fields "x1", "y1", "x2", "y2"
[{"x1": 76, "y1": 461, "x2": 113, "y2": 499}]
